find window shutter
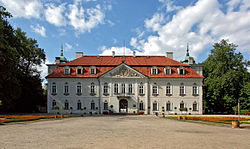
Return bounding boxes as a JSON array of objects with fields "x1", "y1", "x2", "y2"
[
  {"x1": 177, "y1": 68, "x2": 180, "y2": 74},
  {"x1": 184, "y1": 86, "x2": 186, "y2": 94},
  {"x1": 170, "y1": 68, "x2": 172, "y2": 74},
  {"x1": 157, "y1": 86, "x2": 159, "y2": 94},
  {"x1": 197, "y1": 86, "x2": 199, "y2": 94}
]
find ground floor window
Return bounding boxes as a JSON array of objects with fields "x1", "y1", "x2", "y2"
[
  {"x1": 153, "y1": 103, "x2": 158, "y2": 111},
  {"x1": 139, "y1": 102, "x2": 144, "y2": 110},
  {"x1": 91, "y1": 102, "x2": 95, "y2": 110},
  {"x1": 65, "y1": 100, "x2": 69, "y2": 110},
  {"x1": 52, "y1": 100, "x2": 56, "y2": 109},
  {"x1": 104, "y1": 102, "x2": 108, "y2": 110},
  {"x1": 77, "y1": 101, "x2": 82, "y2": 110},
  {"x1": 193, "y1": 103, "x2": 198, "y2": 111},
  {"x1": 166, "y1": 103, "x2": 171, "y2": 111},
  {"x1": 180, "y1": 103, "x2": 184, "y2": 109}
]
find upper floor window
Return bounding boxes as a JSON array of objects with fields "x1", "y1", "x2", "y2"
[
  {"x1": 151, "y1": 66, "x2": 158, "y2": 75},
  {"x1": 114, "y1": 83, "x2": 118, "y2": 94},
  {"x1": 165, "y1": 66, "x2": 171, "y2": 75},
  {"x1": 152, "y1": 83, "x2": 158, "y2": 95},
  {"x1": 180, "y1": 83, "x2": 185, "y2": 96},
  {"x1": 90, "y1": 82, "x2": 95, "y2": 94},
  {"x1": 76, "y1": 82, "x2": 82, "y2": 95},
  {"x1": 51, "y1": 82, "x2": 56, "y2": 94},
  {"x1": 64, "y1": 66, "x2": 70, "y2": 75},
  {"x1": 77, "y1": 66, "x2": 83, "y2": 75},
  {"x1": 139, "y1": 83, "x2": 144, "y2": 95},
  {"x1": 103, "y1": 83, "x2": 108, "y2": 94},
  {"x1": 193, "y1": 83, "x2": 198, "y2": 95},
  {"x1": 121, "y1": 83, "x2": 125, "y2": 94},
  {"x1": 90, "y1": 66, "x2": 96, "y2": 74},
  {"x1": 128, "y1": 84, "x2": 133, "y2": 94},
  {"x1": 178, "y1": 67, "x2": 185, "y2": 75},
  {"x1": 166, "y1": 83, "x2": 172, "y2": 95},
  {"x1": 64, "y1": 82, "x2": 69, "y2": 94}
]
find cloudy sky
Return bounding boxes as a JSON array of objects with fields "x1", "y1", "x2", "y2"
[{"x1": 1, "y1": 0, "x2": 250, "y2": 81}]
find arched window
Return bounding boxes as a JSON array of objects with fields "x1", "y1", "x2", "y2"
[
  {"x1": 77, "y1": 100, "x2": 82, "y2": 110},
  {"x1": 165, "y1": 66, "x2": 171, "y2": 75},
  {"x1": 64, "y1": 82, "x2": 69, "y2": 94},
  {"x1": 152, "y1": 83, "x2": 158, "y2": 95},
  {"x1": 76, "y1": 82, "x2": 82, "y2": 95},
  {"x1": 90, "y1": 66, "x2": 96, "y2": 74},
  {"x1": 151, "y1": 66, "x2": 158, "y2": 75},
  {"x1": 166, "y1": 83, "x2": 172, "y2": 95},
  {"x1": 51, "y1": 82, "x2": 56, "y2": 94},
  {"x1": 179, "y1": 83, "x2": 185, "y2": 96},
  {"x1": 103, "y1": 82, "x2": 108, "y2": 94},
  {"x1": 193, "y1": 83, "x2": 198, "y2": 95},
  {"x1": 114, "y1": 83, "x2": 118, "y2": 94},
  {"x1": 64, "y1": 100, "x2": 69, "y2": 110},
  {"x1": 139, "y1": 82, "x2": 144, "y2": 95},
  {"x1": 193, "y1": 101, "x2": 198, "y2": 111},
  {"x1": 52, "y1": 100, "x2": 56, "y2": 109},
  {"x1": 90, "y1": 82, "x2": 95, "y2": 94}
]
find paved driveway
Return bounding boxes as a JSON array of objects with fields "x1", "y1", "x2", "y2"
[{"x1": 0, "y1": 115, "x2": 249, "y2": 149}]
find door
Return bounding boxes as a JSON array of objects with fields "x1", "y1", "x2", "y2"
[{"x1": 119, "y1": 99, "x2": 128, "y2": 113}]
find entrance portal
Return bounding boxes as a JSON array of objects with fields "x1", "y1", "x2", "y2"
[{"x1": 119, "y1": 99, "x2": 128, "y2": 113}]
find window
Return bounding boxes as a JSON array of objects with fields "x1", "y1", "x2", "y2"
[
  {"x1": 64, "y1": 82, "x2": 69, "y2": 94},
  {"x1": 64, "y1": 67, "x2": 70, "y2": 75},
  {"x1": 121, "y1": 83, "x2": 125, "y2": 94},
  {"x1": 128, "y1": 84, "x2": 132, "y2": 94},
  {"x1": 193, "y1": 83, "x2": 198, "y2": 95},
  {"x1": 91, "y1": 102, "x2": 95, "y2": 110},
  {"x1": 165, "y1": 66, "x2": 171, "y2": 75},
  {"x1": 153, "y1": 102, "x2": 158, "y2": 111},
  {"x1": 151, "y1": 66, "x2": 158, "y2": 75},
  {"x1": 180, "y1": 83, "x2": 185, "y2": 95},
  {"x1": 52, "y1": 82, "x2": 56, "y2": 94},
  {"x1": 139, "y1": 102, "x2": 144, "y2": 110},
  {"x1": 152, "y1": 84, "x2": 158, "y2": 95},
  {"x1": 77, "y1": 82, "x2": 82, "y2": 95},
  {"x1": 77, "y1": 67, "x2": 82, "y2": 75},
  {"x1": 178, "y1": 67, "x2": 185, "y2": 75},
  {"x1": 180, "y1": 102, "x2": 184, "y2": 109},
  {"x1": 52, "y1": 100, "x2": 56, "y2": 109},
  {"x1": 103, "y1": 83, "x2": 108, "y2": 94},
  {"x1": 90, "y1": 66, "x2": 96, "y2": 74},
  {"x1": 193, "y1": 102, "x2": 198, "y2": 111},
  {"x1": 65, "y1": 100, "x2": 69, "y2": 110},
  {"x1": 139, "y1": 83, "x2": 144, "y2": 94},
  {"x1": 166, "y1": 102, "x2": 171, "y2": 111},
  {"x1": 166, "y1": 83, "x2": 172, "y2": 95},
  {"x1": 104, "y1": 102, "x2": 108, "y2": 110},
  {"x1": 77, "y1": 100, "x2": 82, "y2": 110},
  {"x1": 114, "y1": 83, "x2": 118, "y2": 94},
  {"x1": 90, "y1": 82, "x2": 95, "y2": 94}
]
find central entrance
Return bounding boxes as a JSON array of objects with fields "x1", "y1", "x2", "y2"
[{"x1": 119, "y1": 99, "x2": 128, "y2": 113}]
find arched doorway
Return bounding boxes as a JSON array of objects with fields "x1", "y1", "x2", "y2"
[{"x1": 119, "y1": 99, "x2": 128, "y2": 113}]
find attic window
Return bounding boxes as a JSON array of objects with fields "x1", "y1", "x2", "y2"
[
  {"x1": 178, "y1": 67, "x2": 185, "y2": 75},
  {"x1": 77, "y1": 66, "x2": 83, "y2": 75},
  {"x1": 90, "y1": 66, "x2": 96, "y2": 75},
  {"x1": 151, "y1": 66, "x2": 158, "y2": 75},
  {"x1": 64, "y1": 66, "x2": 70, "y2": 75},
  {"x1": 165, "y1": 66, "x2": 171, "y2": 75}
]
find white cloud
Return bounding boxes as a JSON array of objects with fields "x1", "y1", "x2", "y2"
[
  {"x1": 159, "y1": 0, "x2": 183, "y2": 12},
  {"x1": 45, "y1": 3, "x2": 66, "y2": 26},
  {"x1": 31, "y1": 24, "x2": 46, "y2": 37},
  {"x1": 36, "y1": 59, "x2": 51, "y2": 88},
  {"x1": 99, "y1": 46, "x2": 143, "y2": 56},
  {"x1": 66, "y1": 1, "x2": 105, "y2": 33},
  {"x1": 128, "y1": 0, "x2": 250, "y2": 61},
  {"x1": 0, "y1": 0, "x2": 42, "y2": 19},
  {"x1": 64, "y1": 43, "x2": 73, "y2": 51}
]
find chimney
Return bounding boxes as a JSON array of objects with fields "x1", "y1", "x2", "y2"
[
  {"x1": 166, "y1": 52, "x2": 173, "y2": 59},
  {"x1": 55, "y1": 57, "x2": 60, "y2": 64},
  {"x1": 76, "y1": 52, "x2": 83, "y2": 59},
  {"x1": 112, "y1": 51, "x2": 115, "y2": 57},
  {"x1": 133, "y1": 51, "x2": 136, "y2": 57}
]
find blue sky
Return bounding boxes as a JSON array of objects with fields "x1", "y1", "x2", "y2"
[{"x1": 0, "y1": 0, "x2": 250, "y2": 80}]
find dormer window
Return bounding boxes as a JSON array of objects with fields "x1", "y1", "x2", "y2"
[
  {"x1": 151, "y1": 66, "x2": 158, "y2": 75},
  {"x1": 165, "y1": 66, "x2": 171, "y2": 75},
  {"x1": 90, "y1": 66, "x2": 96, "y2": 75},
  {"x1": 178, "y1": 67, "x2": 185, "y2": 75},
  {"x1": 64, "y1": 66, "x2": 70, "y2": 75},
  {"x1": 77, "y1": 66, "x2": 83, "y2": 75}
]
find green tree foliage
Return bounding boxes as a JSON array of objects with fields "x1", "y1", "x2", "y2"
[
  {"x1": 0, "y1": 6, "x2": 46, "y2": 112},
  {"x1": 203, "y1": 39, "x2": 250, "y2": 113}
]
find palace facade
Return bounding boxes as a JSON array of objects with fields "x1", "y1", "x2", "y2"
[{"x1": 46, "y1": 49, "x2": 203, "y2": 115}]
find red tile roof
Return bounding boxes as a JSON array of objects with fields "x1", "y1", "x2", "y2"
[{"x1": 46, "y1": 56, "x2": 203, "y2": 78}]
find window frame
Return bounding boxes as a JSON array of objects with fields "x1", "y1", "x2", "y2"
[
  {"x1": 64, "y1": 82, "x2": 69, "y2": 94},
  {"x1": 76, "y1": 82, "x2": 82, "y2": 95},
  {"x1": 64, "y1": 100, "x2": 69, "y2": 110},
  {"x1": 104, "y1": 102, "x2": 108, "y2": 110},
  {"x1": 151, "y1": 66, "x2": 158, "y2": 75},
  {"x1": 76, "y1": 66, "x2": 83, "y2": 75},
  {"x1": 166, "y1": 102, "x2": 171, "y2": 111},
  {"x1": 128, "y1": 84, "x2": 133, "y2": 94},
  {"x1": 179, "y1": 83, "x2": 185, "y2": 96},
  {"x1": 64, "y1": 66, "x2": 70, "y2": 75},
  {"x1": 165, "y1": 66, "x2": 171, "y2": 75},
  {"x1": 166, "y1": 83, "x2": 172, "y2": 95},
  {"x1": 91, "y1": 102, "x2": 95, "y2": 110},
  {"x1": 90, "y1": 82, "x2": 95, "y2": 94},
  {"x1": 152, "y1": 84, "x2": 158, "y2": 95},
  {"x1": 90, "y1": 66, "x2": 96, "y2": 75},
  {"x1": 192, "y1": 83, "x2": 199, "y2": 96},
  {"x1": 114, "y1": 83, "x2": 118, "y2": 94},
  {"x1": 153, "y1": 102, "x2": 158, "y2": 111},
  {"x1": 103, "y1": 83, "x2": 108, "y2": 94},
  {"x1": 139, "y1": 83, "x2": 144, "y2": 95},
  {"x1": 121, "y1": 83, "x2": 125, "y2": 94},
  {"x1": 77, "y1": 100, "x2": 82, "y2": 110}
]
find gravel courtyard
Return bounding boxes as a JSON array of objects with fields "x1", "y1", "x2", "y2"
[{"x1": 0, "y1": 115, "x2": 249, "y2": 149}]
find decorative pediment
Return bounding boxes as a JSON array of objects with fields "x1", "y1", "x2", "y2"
[{"x1": 100, "y1": 63, "x2": 146, "y2": 78}]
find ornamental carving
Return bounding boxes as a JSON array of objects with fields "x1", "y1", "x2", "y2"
[{"x1": 110, "y1": 65, "x2": 139, "y2": 77}]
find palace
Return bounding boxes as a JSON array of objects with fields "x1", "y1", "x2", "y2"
[{"x1": 46, "y1": 48, "x2": 203, "y2": 115}]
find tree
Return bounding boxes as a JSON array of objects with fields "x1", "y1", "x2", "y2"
[
  {"x1": 0, "y1": 6, "x2": 46, "y2": 112},
  {"x1": 203, "y1": 39, "x2": 250, "y2": 113}
]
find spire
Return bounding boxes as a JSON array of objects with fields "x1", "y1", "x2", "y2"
[
  {"x1": 186, "y1": 43, "x2": 189, "y2": 56},
  {"x1": 60, "y1": 44, "x2": 63, "y2": 56}
]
